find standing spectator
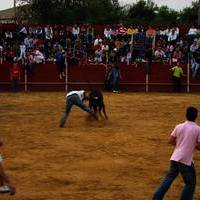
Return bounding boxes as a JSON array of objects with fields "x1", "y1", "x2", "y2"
[
  {"x1": 191, "y1": 50, "x2": 200, "y2": 79},
  {"x1": 111, "y1": 64, "x2": 121, "y2": 93},
  {"x1": 104, "y1": 64, "x2": 113, "y2": 91},
  {"x1": 10, "y1": 58, "x2": 21, "y2": 92},
  {"x1": 0, "y1": 140, "x2": 16, "y2": 195},
  {"x1": 153, "y1": 106, "x2": 200, "y2": 200},
  {"x1": 25, "y1": 50, "x2": 35, "y2": 75},
  {"x1": 55, "y1": 49, "x2": 65, "y2": 79},
  {"x1": 145, "y1": 47, "x2": 153, "y2": 74},
  {"x1": 170, "y1": 61, "x2": 184, "y2": 92}
]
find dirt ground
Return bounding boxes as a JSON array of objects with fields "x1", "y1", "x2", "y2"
[{"x1": 1, "y1": 92, "x2": 200, "y2": 200}]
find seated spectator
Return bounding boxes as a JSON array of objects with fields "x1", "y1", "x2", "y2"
[
  {"x1": 104, "y1": 25, "x2": 112, "y2": 40},
  {"x1": 188, "y1": 25, "x2": 198, "y2": 39},
  {"x1": 154, "y1": 47, "x2": 166, "y2": 61},
  {"x1": 168, "y1": 28, "x2": 178, "y2": 45},
  {"x1": 94, "y1": 47, "x2": 103, "y2": 63},
  {"x1": 18, "y1": 42, "x2": 26, "y2": 62},
  {"x1": 94, "y1": 35, "x2": 103, "y2": 47},
  {"x1": 190, "y1": 40, "x2": 199, "y2": 53},
  {"x1": 72, "y1": 24, "x2": 80, "y2": 39},
  {"x1": 86, "y1": 24, "x2": 95, "y2": 44},
  {"x1": 80, "y1": 24, "x2": 87, "y2": 43},
  {"x1": 34, "y1": 49, "x2": 45, "y2": 64},
  {"x1": 146, "y1": 26, "x2": 156, "y2": 38},
  {"x1": 159, "y1": 27, "x2": 170, "y2": 41},
  {"x1": 172, "y1": 48, "x2": 183, "y2": 63},
  {"x1": 0, "y1": 45, "x2": 3, "y2": 64},
  {"x1": 24, "y1": 35, "x2": 33, "y2": 51},
  {"x1": 114, "y1": 39, "x2": 121, "y2": 51},
  {"x1": 116, "y1": 24, "x2": 127, "y2": 39},
  {"x1": 44, "y1": 25, "x2": 53, "y2": 41},
  {"x1": 101, "y1": 41, "x2": 109, "y2": 62},
  {"x1": 127, "y1": 25, "x2": 135, "y2": 36}
]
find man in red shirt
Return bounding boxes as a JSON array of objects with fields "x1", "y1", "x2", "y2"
[{"x1": 10, "y1": 58, "x2": 21, "y2": 92}]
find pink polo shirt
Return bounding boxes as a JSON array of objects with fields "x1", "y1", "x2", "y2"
[{"x1": 170, "y1": 121, "x2": 200, "y2": 166}]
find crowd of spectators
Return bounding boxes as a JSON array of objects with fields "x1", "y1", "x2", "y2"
[{"x1": 0, "y1": 23, "x2": 200, "y2": 78}]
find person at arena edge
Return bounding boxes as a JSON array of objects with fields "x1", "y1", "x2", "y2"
[
  {"x1": 111, "y1": 64, "x2": 121, "y2": 93},
  {"x1": 10, "y1": 58, "x2": 21, "y2": 92},
  {"x1": 170, "y1": 61, "x2": 184, "y2": 92},
  {"x1": 59, "y1": 90, "x2": 98, "y2": 127},
  {"x1": 0, "y1": 140, "x2": 16, "y2": 195},
  {"x1": 153, "y1": 106, "x2": 200, "y2": 200}
]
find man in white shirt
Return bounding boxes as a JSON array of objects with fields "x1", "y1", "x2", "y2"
[
  {"x1": 188, "y1": 25, "x2": 197, "y2": 39},
  {"x1": 60, "y1": 90, "x2": 97, "y2": 127}
]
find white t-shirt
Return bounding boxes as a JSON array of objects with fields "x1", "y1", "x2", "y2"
[
  {"x1": 188, "y1": 28, "x2": 197, "y2": 36},
  {"x1": 66, "y1": 90, "x2": 85, "y2": 101}
]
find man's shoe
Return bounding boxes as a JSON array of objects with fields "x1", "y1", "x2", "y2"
[
  {"x1": 59, "y1": 124, "x2": 64, "y2": 128},
  {"x1": 0, "y1": 185, "x2": 10, "y2": 193}
]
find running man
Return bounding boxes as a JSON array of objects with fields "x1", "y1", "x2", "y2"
[{"x1": 153, "y1": 106, "x2": 200, "y2": 200}]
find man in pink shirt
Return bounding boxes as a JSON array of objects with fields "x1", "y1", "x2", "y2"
[{"x1": 153, "y1": 107, "x2": 200, "y2": 200}]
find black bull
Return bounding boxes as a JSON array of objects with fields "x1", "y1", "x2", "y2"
[{"x1": 88, "y1": 90, "x2": 108, "y2": 119}]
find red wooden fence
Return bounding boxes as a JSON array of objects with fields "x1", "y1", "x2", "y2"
[{"x1": 1, "y1": 62, "x2": 200, "y2": 92}]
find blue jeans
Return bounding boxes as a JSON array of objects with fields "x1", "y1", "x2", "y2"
[
  {"x1": 153, "y1": 161, "x2": 196, "y2": 200},
  {"x1": 60, "y1": 94, "x2": 94, "y2": 127},
  {"x1": 191, "y1": 62, "x2": 200, "y2": 78},
  {"x1": 113, "y1": 77, "x2": 120, "y2": 91}
]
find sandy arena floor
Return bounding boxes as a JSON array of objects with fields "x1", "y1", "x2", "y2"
[{"x1": 1, "y1": 92, "x2": 200, "y2": 200}]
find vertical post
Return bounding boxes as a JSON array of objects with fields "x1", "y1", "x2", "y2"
[
  {"x1": 65, "y1": 50, "x2": 68, "y2": 93},
  {"x1": 0, "y1": 49, "x2": 2, "y2": 64},
  {"x1": 187, "y1": 53, "x2": 190, "y2": 93},
  {"x1": 14, "y1": 0, "x2": 17, "y2": 23},
  {"x1": 145, "y1": 73, "x2": 149, "y2": 92},
  {"x1": 24, "y1": 66, "x2": 27, "y2": 92},
  {"x1": 198, "y1": 0, "x2": 200, "y2": 25}
]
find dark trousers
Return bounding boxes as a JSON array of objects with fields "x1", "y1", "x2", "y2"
[
  {"x1": 60, "y1": 94, "x2": 94, "y2": 127},
  {"x1": 11, "y1": 79, "x2": 20, "y2": 92},
  {"x1": 113, "y1": 77, "x2": 120, "y2": 91},
  {"x1": 172, "y1": 76, "x2": 181, "y2": 92},
  {"x1": 153, "y1": 161, "x2": 196, "y2": 200}
]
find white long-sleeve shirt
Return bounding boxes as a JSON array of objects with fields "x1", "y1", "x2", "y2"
[{"x1": 66, "y1": 90, "x2": 85, "y2": 101}]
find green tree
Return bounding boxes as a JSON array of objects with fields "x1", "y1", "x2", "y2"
[
  {"x1": 17, "y1": 0, "x2": 121, "y2": 24},
  {"x1": 179, "y1": 1, "x2": 199, "y2": 24},
  {"x1": 126, "y1": 0, "x2": 158, "y2": 25},
  {"x1": 154, "y1": 6, "x2": 179, "y2": 26}
]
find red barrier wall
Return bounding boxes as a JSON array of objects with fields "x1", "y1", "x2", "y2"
[{"x1": 1, "y1": 62, "x2": 200, "y2": 92}]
